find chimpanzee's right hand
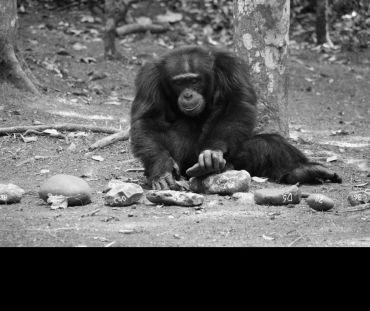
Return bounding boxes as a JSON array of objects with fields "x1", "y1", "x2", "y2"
[
  {"x1": 150, "y1": 158, "x2": 186, "y2": 190},
  {"x1": 151, "y1": 171, "x2": 179, "y2": 190}
]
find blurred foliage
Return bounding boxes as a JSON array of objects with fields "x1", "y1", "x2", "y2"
[
  {"x1": 18, "y1": 0, "x2": 370, "y2": 50},
  {"x1": 291, "y1": 0, "x2": 370, "y2": 50}
]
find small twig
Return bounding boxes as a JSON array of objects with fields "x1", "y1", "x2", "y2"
[
  {"x1": 339, "y1": 204, "x2": 370, "y2": 214},
  {"x1": 116, "y1": 23, "x2": 169, "y2": 36},
  {"x1": 0, "y1": 124, "x2": 119, "y2": 136},
  {"x1": 89, "y1": 127, "x2": 130, "y2": 151},
  {"x1": 80, "y1": 209, "x2": 101, "y2": 218},
  {"x1": 125, "y1": 168, "x2": 145, "y2": 173},
  {"x1": 121, "y1": 96, "x2": 134, "y2": 101},
  {"x1": 288, "y1": 235, "x2": 305, "y2": 247},
  {"x1": 104, "y1": 241, "x2": 117, "y2": 248},
  {"x1": 23, "y1": 129, "x2": 43, "y2": 136}
]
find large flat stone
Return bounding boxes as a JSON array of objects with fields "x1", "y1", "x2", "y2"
[
  {"x1": 39, "y1": 174, "x2": 92, "y2": 206},
  {"x1": 190, "y1": 170, "x2": 251, "y2": 195}
]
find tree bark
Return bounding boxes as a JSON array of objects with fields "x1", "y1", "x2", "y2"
[
  {"x1": 316, "y1": 0, "x2": 333, "y2": 46},
  {"x1": 0, "y1": 0, "x2": 39, "y2": 94},
  {"x1": 234, "y1": 0, "x2": 290, "y2": 137}
]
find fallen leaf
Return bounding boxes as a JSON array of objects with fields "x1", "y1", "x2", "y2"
[
  {"x1": 57, "y1": 49, "x2": 71, "y2": 56},
  {"x1": 67, "y1": 131, "x2": 88, "y2": 138},
  {"x1": 43, "y1": 129, "x2": 61, "y2": 136},
  {"x1": 156, "y1": 10, "x2": 183, "y2": 23},
  {"x1": 326, "y1": 155, "x2": 338, "y2": 162},
  {"x1": 354, "y1": 182, "x2": 369, "y2": 188},
  {"x1": 104, "y1": 241, "x2": 116, "y2": 247},
  {"x1": 81, "y1": 15, "x2": 94, "y2": 23},
  {"x1": 136, "y1": 16, "x2": 152, "y2": 26},
  {"x1": 80, "y1": 57, "x2": 96, "y2": 64},
  {"x1": 346, "y1": 159, "x2": 368, "y2": 172},
  {"x1": 330, "y1": 129, "x2": 349, "y2": 136},
  {"x1": 47, "y1": 195, "x2": 68, "y2": 210},
  {"x1": 262, "y1": 234, "x2": 275, "y2": 241},
  {"x1": 92, "y1": 155, "x2": 104, "y2": 162},
  {"x1": 252, "y1": 176, "x2": 268, "y2": 183},
  {"x1": 72, "y1": 42, "x2": 87, "y2": 51},
  {"x1": 119, "y1": 229, "x2": 136, "y2": 234},
  {"x1": 21, "y1": 135, "x2": 38, "y2": 143},
  {"x1": 67, "y1": 142, "x2": 77, "y2": 153}
]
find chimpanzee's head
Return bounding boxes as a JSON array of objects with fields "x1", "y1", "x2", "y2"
[{"x1": 160, "y1": 46, "x2": 215, "y2": 117}]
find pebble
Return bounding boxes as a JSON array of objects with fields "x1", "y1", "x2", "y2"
[
  {"x1": 232, "y1": 192, "x2": 255, "y2": 204},
  {"x1": 189, "y1": 170, "x2": 251, "y2": 195},
  {"x1": 39, "y1": 174, "x2": 92, "y2": 206},
  {"x1": 146, "y1": 190, "x2": 204, "y2": 207},
  {"x1": 0, "y1": 184, "x2": 25, "y2": 204}
]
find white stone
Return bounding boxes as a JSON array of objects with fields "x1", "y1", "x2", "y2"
[{"x1": 104, "y1": 182, "x2": 143, "y2": 207}]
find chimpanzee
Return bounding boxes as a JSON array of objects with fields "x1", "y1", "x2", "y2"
[{"x1": 130, "y1": 45, "x2": 341, "y2": 190}]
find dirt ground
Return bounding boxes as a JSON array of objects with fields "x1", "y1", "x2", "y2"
[{"x1": 0, "y1": 6, "x2": 369, "y2": 247}]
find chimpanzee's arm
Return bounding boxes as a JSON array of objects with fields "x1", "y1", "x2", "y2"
[
  {"x1": 186, "y1": 101, "x2": 256, "y2": 177},
  {"x1": 130, "y1": 119, "x2": 180, "y2": 190}
]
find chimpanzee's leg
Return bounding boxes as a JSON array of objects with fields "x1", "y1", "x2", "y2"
[{"x1": 231, "y1": 133, "x2": 342, "y2": 184}]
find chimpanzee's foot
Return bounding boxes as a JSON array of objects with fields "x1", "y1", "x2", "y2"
[{"x1": 280, "y1": 164, "x2": 342, "y2": 184}]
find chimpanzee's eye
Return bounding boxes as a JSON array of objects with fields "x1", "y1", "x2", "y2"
[{"x1": 191, "y1": 78, "x2": 199, "y2": 84}]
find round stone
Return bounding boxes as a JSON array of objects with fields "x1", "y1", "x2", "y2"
[
  {"x1": 39, "y1": 174, "x2": 92, "y2": 206},
  {"x1": 0, "y1": 184, "x2": 25, "y2": 204},
  {"x1": 306, "y1": 194, "x2": 334, "y2": 211}
]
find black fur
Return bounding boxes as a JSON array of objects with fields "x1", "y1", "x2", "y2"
[{"x1": 130, "y1": 46, "x2": 341, "y2": 188}]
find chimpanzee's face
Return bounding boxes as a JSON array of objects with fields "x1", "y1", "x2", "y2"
[
  {"x1": 171, "y1": 73, "x2": 205, "y2": 116},
  {"x1": 163, "y1": 49, "x2": 214, "y2": 117}
]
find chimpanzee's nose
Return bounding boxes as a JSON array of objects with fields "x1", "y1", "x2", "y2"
[{"x1": 184, "y1": 92, "x2": 193, "y2": 100}]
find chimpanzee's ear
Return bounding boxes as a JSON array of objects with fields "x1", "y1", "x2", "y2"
[
  {"x1": 131, "y1": 61, "x2": 165, "y2": 121},
  {"x1": 213, "y1": 50, "x2": 257, "y2": 105}
]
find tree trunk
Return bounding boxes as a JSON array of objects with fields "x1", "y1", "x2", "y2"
[
  {"x1": 0, "y1": 0, "x2": 39, "y2": 94},
  {"x1": 316, "y1": 0, "x2": 333, "y2": 46},
  {"x1": 104, "y1": 0, "x2": 140, "y2": 59},
  {"x1": 234, "y1": 0, "x2": 290, "y2": 137}
]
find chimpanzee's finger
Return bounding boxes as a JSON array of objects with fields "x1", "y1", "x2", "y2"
[
  {"x1": 198, "y1": 153, "x2": 205, "y2": 170},
  {"x1": 159, "y1": 178, "x2": 169, "y2": 190},
  {"x1": 203, "y1": 150, "x2": 213, "y2": 170},
  {"x1": 219, "y1": 158, "x2": 226, "y2": 170},
  {"x1": 165, "y1": 174, "x2": 178, "y2": 190},
  {"x1": 186, "y1": 163, "x2": 201, "y2": 177},
  {"x1": 211, "y1": 152, "x2": 221, "y2": 170},
  {"x1": 152, "y1": 181, "x2": 160, "y2": 190}
]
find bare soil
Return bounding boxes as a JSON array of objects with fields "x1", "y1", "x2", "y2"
[{"x1": 0, "y1": 6, "x2": 369, "y2": 247}]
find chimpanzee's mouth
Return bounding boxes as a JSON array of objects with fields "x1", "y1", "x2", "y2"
[{"x1": 183, "y1": 104, "x2": 201, "y2": 111}]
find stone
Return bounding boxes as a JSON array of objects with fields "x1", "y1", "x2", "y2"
[
  {"x1": 146, "y1": 190, "x2": 204, "y2": 207},
  {"x1": 254, "y1": 185, "x2": 302, "y2": 206},
  {"x1": 39, "y1": 174, "x2": 92, "y2": 206},
  {"x1": 232, "y1": 192, "x2": 255, "y2": 204},
  {"x1": 104, "y1": 182, "x2": 143, "y2": 207},
  {"x1": 306, "y1": 194, "x2": 334, "y2": 211},
  {"x1": 189, "y1": 170, "x2": 251, "y2": 195},
  {"x1": 0, "y1": 184, "x2": 25, "y2": 204},
  {"x1": 347, "y1": 191, "x2": 370, "y2": 206}
]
